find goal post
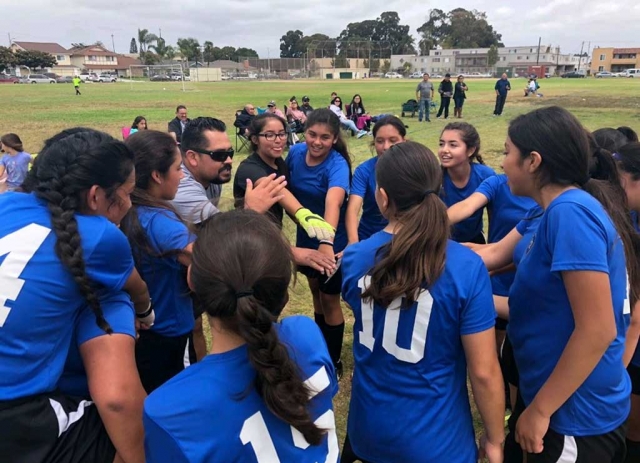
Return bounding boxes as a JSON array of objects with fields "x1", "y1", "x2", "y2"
[{"x1": 128, "y1": 64, "x2": 190, "y2": 91}]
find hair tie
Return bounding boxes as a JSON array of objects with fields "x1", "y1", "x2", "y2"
[
  {"x1": 236, "y1": 289, "x2": 254, "y2": 299},
  {"x1": 612, "y1": 152, "x2": 621, "y2": 160},
  {"x1": 577, "y1": 177, "x2": 590, "y2": 187},
  {"x1": 423, "y1": 190, "x2": 437, "y2": 199}
]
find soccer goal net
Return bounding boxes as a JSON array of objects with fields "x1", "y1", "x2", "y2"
[{"x1": 128, "y1": 64, "x2": 194, "y2": 91}]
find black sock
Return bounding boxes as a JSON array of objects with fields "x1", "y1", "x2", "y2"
[
  {"x1": 625, "y1": 439, "x2": 640, "y2": 463},
  {"x1": 324, "y1": 322, "x2": 345, "y2": 365},
  {"x1": 314, "y1": 312, "x2": 327, "y2": 334}
]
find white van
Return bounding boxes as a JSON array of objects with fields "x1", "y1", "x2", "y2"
[{"x1": 626, "y1": 69, "x2": 640, "y2": 78}]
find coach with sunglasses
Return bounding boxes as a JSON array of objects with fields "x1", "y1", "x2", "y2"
[{"x1": 171, "y1": 117, "x2": 287, "y2": 361}]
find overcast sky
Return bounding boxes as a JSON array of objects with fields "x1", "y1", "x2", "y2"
[{"x1": 3, "y1": 0, "x2": 639, "y2": 57}]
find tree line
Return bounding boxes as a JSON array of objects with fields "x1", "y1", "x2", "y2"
[
  {"x1": 280, "y1": 9, "x2": 503, "y2": 58},
  {"x1": 132, "y1": 30, "x2": 258, "y2": 65}
]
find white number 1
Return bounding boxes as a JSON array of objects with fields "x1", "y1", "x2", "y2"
[
  {"x1": 240, "y1": 366, "x2": 339, "y2": 463},
  {"x1": 0, "y1": 224, "x2": 51, "y2": 327}
]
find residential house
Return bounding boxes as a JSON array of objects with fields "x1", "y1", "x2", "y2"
[
  {"x1": 10, "y1": 41, "x2": 76, "y2": 76},
  {"x1": 68, "y1": 44, "x2": 141, "y2": 77},
  {"x1": 591, "y1": 47, "x2": 640, "y2": 73}
]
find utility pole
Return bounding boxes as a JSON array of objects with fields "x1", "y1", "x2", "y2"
[
  {"x1": 8, "y1": 32, "x2": 12, "y2": 47},
  {"x1": 159, "y1": 28, "x2": 162, "y2": 39},
  {"x1": 577, "y1": 41, "x2": 584, "y2": 71},
  {"x1": 111, "y1": 34, "x2": 116, "y2": 53},
  {"x1": 536, "y1": 37, "x2": 541, "y2": 65}
]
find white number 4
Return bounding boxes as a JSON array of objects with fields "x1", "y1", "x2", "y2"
[
  {"x1": 0, "y1": 224, "x2": 51, "y2": 327},
  {"x1": 240, "y1": 366, "x2": 339, "y2": 463}
]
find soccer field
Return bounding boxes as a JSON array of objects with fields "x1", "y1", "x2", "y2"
[{"x1": 2, "y1": 77, "x2": 639, "y2": 448}]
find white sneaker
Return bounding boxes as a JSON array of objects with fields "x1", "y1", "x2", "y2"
[{"x1": 357, "y1": 130, "x2": 367, "y2": 139}]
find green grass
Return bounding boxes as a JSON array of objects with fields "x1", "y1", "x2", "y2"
[{"x1": 2, "y1": 77, "x2": 639, "y2": 451}]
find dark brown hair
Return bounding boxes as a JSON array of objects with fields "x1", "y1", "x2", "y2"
[
  {"x1": 362, "y1": 141, "x2": 448, "y2": 308},
  {"x1": 248, "y1": 113, "x2": 288, "y2": 153},
  {"x1": 509, "y1": 106, "x2": 640, "y2": 307},
  {"x1": 190, "y1": 210, "x2": 325, "y2": 444},
  {"x1": 1, "y1": 133, "x2": 24, "y2": 152},
  {"x1": 615, "y1": 142, "x2": 640, "y2": 181},
  {"x1": 440, "y1": 122, "x2": 484, "y2": 164},
  {"x1": 305, "y1": 108, "x2": 352, "y2": 180}
]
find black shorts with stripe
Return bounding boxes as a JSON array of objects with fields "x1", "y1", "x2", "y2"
[{"x1": 0, "y1": 392, "x2": 114, "y2": 463}]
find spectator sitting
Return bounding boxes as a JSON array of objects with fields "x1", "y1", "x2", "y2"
[
  {"x1": 128, "y1": 116, "x2": 148, "y2": 137},
  {"x1": 300, "y1": 96, "x2": 314, "y2": 115},
  {"x1": 287, "y1": 98, "x2": 307, "y2": 132},
  {"x1": 0, "y1": 133, "x2": 32, "y2": 192},
  {"x1": 234, "y1": 104, "x2": 255, "y2": 136},
  {"x1": 330, "y1": 92, "x2": 338, "y2": 105},
  {"x1": 329, "y1": 96, "x2": 368, "y2": 138},
  {"x1": 266, "y1": 101, "x2": 285, "y2": 119},
  {"x1": 346, "y1": 94, "x2": 372, "y2": 132},
  {"x1": 168, "y1": 105, "x2": 190, "y2": 144}
]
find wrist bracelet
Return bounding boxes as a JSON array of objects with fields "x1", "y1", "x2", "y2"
[
  {"x1": 319, "y1": 240, "x2": 334, "y2": 247},
  {"x1": 137, "y1": 301, "x2": 153, "y2": 318}
]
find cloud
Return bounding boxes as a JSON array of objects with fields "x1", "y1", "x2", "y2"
[{"x1": 2, "y1": 0, "x2": 639, "y2": 57}]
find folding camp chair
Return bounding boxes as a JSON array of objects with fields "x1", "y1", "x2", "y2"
[
  {"x1": 234, "y1": 110, "x2": 251, "y2": 152},
  {"x1": 284, "y1": 105, "x2": 305, "y2": 146}
]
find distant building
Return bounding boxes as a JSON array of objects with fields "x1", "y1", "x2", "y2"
[
  {"x1": 391, "y1": 45, "x2": 582, "y2": 77},
  {"x1": 591, "y1": 47, "x2": 640, "y2": 73}
]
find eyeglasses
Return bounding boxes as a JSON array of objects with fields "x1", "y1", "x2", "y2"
[
  {"x1": 258, "y1": 132, "x2": 288, "y2": 141},
  {"x1": 334, "y1": 100, "x2": 341, "y2": 103},
  {"x1": 188, "y1": 148, "x2": 234, "y2": 162}
]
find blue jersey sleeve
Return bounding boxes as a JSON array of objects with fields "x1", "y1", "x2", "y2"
[
  {"x1": 144, "y1": 413, "x2": 189, "y2": 463},
  {"x1": 546, "y1": 203, "x2": 610, "y2": 274},
  {"x1": 351, "y1": 162, "x2": 370, "y2": 198},
  {"x1": 327, "y1": 153, "x2": 350, "y2": 192},
  {"x1": 460, "y1": 257, "x2": 496, "y2": 335},
  {"x1": 76, "y1": 291, "x2": 136, "y2": 345},
  {"x1": 85, "y1": 224, "x2": 134, "y2": 291},
  {"x1": 475, "y1": 175, "x2": 501, "y2": 203},
  {"x1": 148, "y1": 211, "x2": 194, "y2": 254}
]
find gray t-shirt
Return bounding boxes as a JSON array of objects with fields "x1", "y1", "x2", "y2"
[
  {"x1": 416, "y1": 81, "x2": 434, "y2": 99},
  {"x1": 171, "y1": 164, "x2": 222, "y2": 224}
]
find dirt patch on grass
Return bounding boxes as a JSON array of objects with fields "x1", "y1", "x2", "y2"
[{"x1": 522, "y1": 94, "x2": 640, "y2": 110}]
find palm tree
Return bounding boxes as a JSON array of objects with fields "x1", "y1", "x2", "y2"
[
  {"x1": 137, "y1": 28, "x2": 158, "y2": 53},
  {"x1": 150, "y1": 38, "x2": 169, "y2": 61},
  {"x1": 203, "y1": 41, "x2": 215, "y2": 66}
]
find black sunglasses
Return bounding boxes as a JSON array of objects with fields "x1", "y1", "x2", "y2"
[{"x1": 188, "y1": 148, "x2": 234, "y2": 162}]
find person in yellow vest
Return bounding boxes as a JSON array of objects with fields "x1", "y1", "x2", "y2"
[{"x1": 72, "y1": 76, "x2": 81, "y2": 96}]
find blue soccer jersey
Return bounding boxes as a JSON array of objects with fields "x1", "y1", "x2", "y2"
[
  {"x1": 629, "y1": 211, "x2": 640, "y2": 368},
  {"x1": 514, "y1": 205, "x2": 544, "y2": 267},
  {"x1": 143, "y1": 316, "x2": 339, "y2": 463},
  {"x1": 350, "y1": 157, "x2": 387, "y2": 241},
  {"x1": 508, "y1": 189, "x2": 631, "y2": 435},
  {"x1": 341, "y1": 231, "x2": 496, "y2": 462},
  {"x1": 440, "y1": 162, "x2": 496, "y2": 243},
  {"x1": 0, "y1": 192, "x2": 134, "y2": 400},
  {"x1": 58, "y1": 291, "x2": 136, "y2": 397},
  {"x1": 476, "y1": 174, "x2": 535, "y2": 296},
  {"x1": 285, "y1": 143, "x2": 349, "y2": 252},
  {"x1": 134, "y1": 206, "x2": 195, "y2": 337}
]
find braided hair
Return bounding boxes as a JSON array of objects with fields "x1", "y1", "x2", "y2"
[{"x1": 32, "y1": 129, "x2": 135, "y2": 332}]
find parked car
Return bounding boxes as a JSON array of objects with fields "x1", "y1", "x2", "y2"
[
  {"x1": 614, "y1": 71, "x2": 629, "y2": 77},
  {"x1": 384, "y1": 72, "x2": 403, "y2": 79},
  {"x1": 44, "y1": 72, "x2": 60, "y2": 80},
  {"x1": 56, "y1": 76, "x2": 74, "y2": 83},
  {"x1": 409, "y1": 72, "x2": 424, "y2": 79},
  {"x1": 79, "y1": 73, "x2": 98, "y2": 82},
  {"x1": 626, "y1": 69, "x2": 640, "y2": 78},
  {"x1": 561, "y1": 71, "x2": 585, "y2": 78},
  {"x1": 150, "y1": 74, "x2": 172, "y2": 82},
  {"x1": 0, "y1": 75, "x2": 19, "y2": 84},
  {"x1": 595, "y1": 71, "x2": 615, "y2": 78},
  {"x1": 461, "y1": 72, "x2": 492, "y2": 78},
  {"x1": 93, "y1": 73, "x2": 117, "y2": 83},
  {"x1": 20, "y1": 74, "x2": 56, "y2": 84}
]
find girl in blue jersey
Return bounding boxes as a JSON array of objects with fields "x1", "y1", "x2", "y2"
[
  {"x1": 612, "y1": 141, "x2": 640, "y2": 463},
  {"x1": 341, "y1": 141, "x2": 505, "y2": 463},
  {"x1": 144, "y1": 209, "x2": 339, "y2": 463},
  {"x1": 439, "y1": 122, "x2": 496, "y2": 243},
  {"x1": 286, "y1": 108, "x2": 351, "y2": 379},
  {"x1": 0, "y1": 129, "x2": 150, "y2": 463},
  {"x1": 345, "y1": 116, "x2": 406, "y2": 244},
  {"x1": 120, "y1": 130, "x2": 197, "y2": 393},
  {"x1": 503, "y1": 106, "x2": 640, "y2": 463}
]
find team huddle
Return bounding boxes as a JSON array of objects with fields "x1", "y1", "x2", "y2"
[{"x1": 0, "y1": 104, "x2": 639, "y2": 463}]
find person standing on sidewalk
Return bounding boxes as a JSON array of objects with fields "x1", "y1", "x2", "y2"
[
  {"x1": 415, "y1": 73, "x2": 434, "y2": 123},
  {"x1": 437, "y1": 74, "x2": 453, "y2": 119},
  {"x1": 493, "y1": 73, "x2": 511, "y2": 116}
]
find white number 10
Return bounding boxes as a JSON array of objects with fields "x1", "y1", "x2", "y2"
[
  {"x1": 357, "y1": 275, "x2": 433, "y2": 364},
  {"x1": 240, "y1": 366, "x2": 339, "y2": 462},
  {"x1": 0, "y1": 224, "x2": 51, "y2": 327}
]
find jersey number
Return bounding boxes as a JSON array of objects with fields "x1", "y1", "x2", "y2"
[
  {"x1": 624, "y1": 272, "x2": 631, "y2": 316},
  {"x1": 0, "y1": 224, "x2": 51, "y2": 327},
  {"x1": 240, "y1": 366, "x2": 339, "y2": 463},
  {"x1": 357, "y1": 275, "x2": 434, "y2": 364}
]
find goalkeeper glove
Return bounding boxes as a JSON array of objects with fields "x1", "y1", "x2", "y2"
[{"x1": 294, "y1": 207, "x2": 335, "y2": 241}]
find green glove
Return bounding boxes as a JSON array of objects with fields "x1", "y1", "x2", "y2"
[{"x1": 294, "y1": 208, "x2": 335, "y2": 241}]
